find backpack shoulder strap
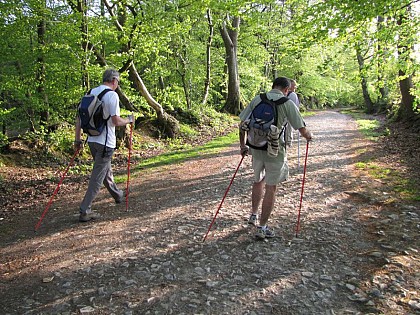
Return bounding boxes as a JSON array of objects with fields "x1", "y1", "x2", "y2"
[
  {"x1": 274, "y1": 96, "x2": 289, "y2": 105},
  {"x1": 259, "y1": 93, "x2": 274, "y2": 105},
  {"x1": 98, "y1": 88, "x2": 112, "y2": 100},
  {"x1": 259, "y1": 93, "x2": 288, "y2": 106},
  {"x1": 99, "y1": 88, "x2": 114, "y2": 122}
]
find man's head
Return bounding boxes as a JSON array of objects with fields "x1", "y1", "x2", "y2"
[
  {"x1": 103, "y1": 69, "x2": 120, "y2": 90},
  {"x1": 272, "y1": 77, "x2": 290, "y2": 93},
  {"x1": 290, "y1": 79, "x2": 297, "y2": 92}
]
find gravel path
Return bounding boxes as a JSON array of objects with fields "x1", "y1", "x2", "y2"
[{"x1": 1, "y1": 111, "x2": 419, "y2": 315}]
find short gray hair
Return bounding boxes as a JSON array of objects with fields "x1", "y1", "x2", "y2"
[{"x1": 102, "y1": 68, "x2": 120, "y2": 83}]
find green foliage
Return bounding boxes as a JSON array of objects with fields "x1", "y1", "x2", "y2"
[
  {"x1": 178, "y1": 124, "x2": 199, "y2": 138},
  {"x1": 0, "y1": 0, "x2": 418, "y2": 149},
  {"x1": 68, "y1": 163, "x2": 92, "y2": 176},
  {"x1": 157, "y1": 86, "x2": 188, "y2": 112},
  {"x1": 45, "y1": 124, "x2": 75, "y2": 155}
]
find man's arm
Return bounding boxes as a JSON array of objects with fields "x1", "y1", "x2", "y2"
[
  {"x1": 239, "y1": 123, "x2": 249, "y2": 156},
  {"x1": 298, "y1": 127, "x2": 312, "y2": 141},
  {"x1": 239, "y1": 126, "x2": 246, "y2": 148},
  {"x1": 74, "y1": 116, "x2": 83, "y2": 152},
  {"x1": 111, "y1": 115, "x2": 134, "y2": 127},
  {"x1": 75, "y1": 116, "x2": 82, "y2": 141}
]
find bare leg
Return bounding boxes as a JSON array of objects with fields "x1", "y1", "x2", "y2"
[
  {"x1": 251, "y1": 180, "x2": 264, "y2": 215},
  {"x1": 259, "y1": 184, "x2": 277, "y2": 226}
]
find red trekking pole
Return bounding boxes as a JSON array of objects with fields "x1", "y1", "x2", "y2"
[
  {"x1": 34, "y1": 147, "x2": 81, "y2": 231},
  {"x1": 125, "y1": 121, "x2": 134, "y2": 211},
  {"x1": 202, "y1": 155, "x2": 245, "y2": 242},
  {"x1": 295, "y1": 141, "x2": 310, "y2": 237}
]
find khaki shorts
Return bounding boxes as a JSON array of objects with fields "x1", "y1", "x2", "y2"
[{"x1": 252, "y1": 157, "x2": 289, "y2": 185}]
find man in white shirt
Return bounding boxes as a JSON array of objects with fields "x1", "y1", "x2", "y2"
[
  {"x1": 285, "y1": 79, "x2": 300, "y2": 146},
  {"x1": 287, "y1": 80, "x2": 300, "y2": 108},
  {"x1": 74, "y1": 69, "x2": 134, "y2": 222}
]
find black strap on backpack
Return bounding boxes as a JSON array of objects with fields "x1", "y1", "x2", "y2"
[
  {"x1": 97, "y1": 88, "x2": 112, "y2": 101},
  {"x1": 259, "y1": 93, "x2": 289, "y2": 126},
  {"x1": 98, "y1": 89, "x2": 112, "y2": 157}
]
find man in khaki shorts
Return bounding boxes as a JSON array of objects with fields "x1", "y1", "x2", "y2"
[{"x1": 239, "y1": 77, "x2": 312, "y2": 239}]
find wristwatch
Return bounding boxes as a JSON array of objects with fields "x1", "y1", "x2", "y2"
[{"x1": 74, "y1": 140, "x2": 83, "y2": 145}]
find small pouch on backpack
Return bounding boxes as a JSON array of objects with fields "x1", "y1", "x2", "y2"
[{"x1": 267, "y1": 125, "x2": 280, "y2": 157}]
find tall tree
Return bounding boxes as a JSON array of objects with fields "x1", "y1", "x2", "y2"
[
  {"x1": 78, "y1": 0, "x2": 90, "y2": 90},
  {"x1": 220, "y1": 15, "x2": 241, "y2": 114},
  {"x1": 202, "y1": 9, "x2": 214, "y2": 105},
  {"x1": 35, "y1": 0, "x2": 49, "y2": 126},
  {"x1": 376, "y1": 15, "x2": 389, "y2": 111},
  {"x1": 396, "y1": 4, "x2": 416, "y2": 120},
  {"x1": 355, "y1": 44, "x2": 374, "y2": 113}
]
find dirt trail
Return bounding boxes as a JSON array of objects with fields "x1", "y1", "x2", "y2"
[{"x1": 0, "y1": 111, "x2": 419, "y2": 315}]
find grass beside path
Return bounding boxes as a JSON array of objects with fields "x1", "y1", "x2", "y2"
[{"x1": 116, "y1": 131, "x2": 238, "y2": 181}]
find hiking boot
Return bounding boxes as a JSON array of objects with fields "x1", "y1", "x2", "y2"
[
  {"x1": 255, "y1": 226, "x2": 275, "y2": 239},
  {"x1": 115, "y1": 190, "x2": 128, "y2": 204},
  {"x1": 79, "y1": 212, "x2": 100, "y2": 222},
  {"x1": 248, "y1": 214, "x2": 258, "y2": 226}
]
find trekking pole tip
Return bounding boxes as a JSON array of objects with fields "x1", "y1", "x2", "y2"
[{"x1": 292, "y1": 236, "x2": 304, "y2": 243}]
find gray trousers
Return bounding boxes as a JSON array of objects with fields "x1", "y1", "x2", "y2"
[{"x1": 80, "y1": 142, "x2": 123, "y2": 214}]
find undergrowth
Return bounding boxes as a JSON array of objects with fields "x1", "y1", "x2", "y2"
[
  {"x1": 348, "y1": 109, "x2": 419, "y2": 202},
  {"x1": 0, "y1": 107, "x2": 238, "y2": 173}
]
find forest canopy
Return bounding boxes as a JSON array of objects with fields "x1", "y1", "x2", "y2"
[{"x1": 0, "y1": 0, "x2": 419, "y2": 147}]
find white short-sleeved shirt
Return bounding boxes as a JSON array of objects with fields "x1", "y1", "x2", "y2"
[
  {"x1": 288, "y1": 91, "x2": 300, "y2": 108},
  {"x1": 87, "y1": 85, "x2": 120, "y2": 148},
  {"x1": 239, "y1": 89, "x2": 306, "y2": 163}
]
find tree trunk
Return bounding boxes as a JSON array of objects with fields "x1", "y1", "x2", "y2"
[
  {"x1": 202, "y1": 9, "x2": 213, "y2": 106},
  {"x1": 376, "y1": 15, "x2": 389, "y2": 112},
  {"x1": 220, "y1": 16, "x2": 242, "y2": 115},
  {"x1": 127, "y1": 62, "x2": 179, "y2": 138},
  {"x1": 396, "y1": 8, "x2": 415, "y2": 121},
  {"x1": 176, "y1": 52, "x2": 192, "y2": 110},
  {"x1": 158, "y1": 76, "x2": 165, "y2": 90},
  {"x1": 78, "y1": 0, "x2": 90, "y2": 90},
  {"x1": 398, "y1": 71, "x2": 415, "y2": 120},
  {"x1": 177, "y1": 68, "x2": 191, "y2": 110},
  {"x1": 355, "y1": 45, "x2": 374, "y2": 114},
  {"x1": 36, "y1": 1, "x2": 49, "y2": 126}
]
